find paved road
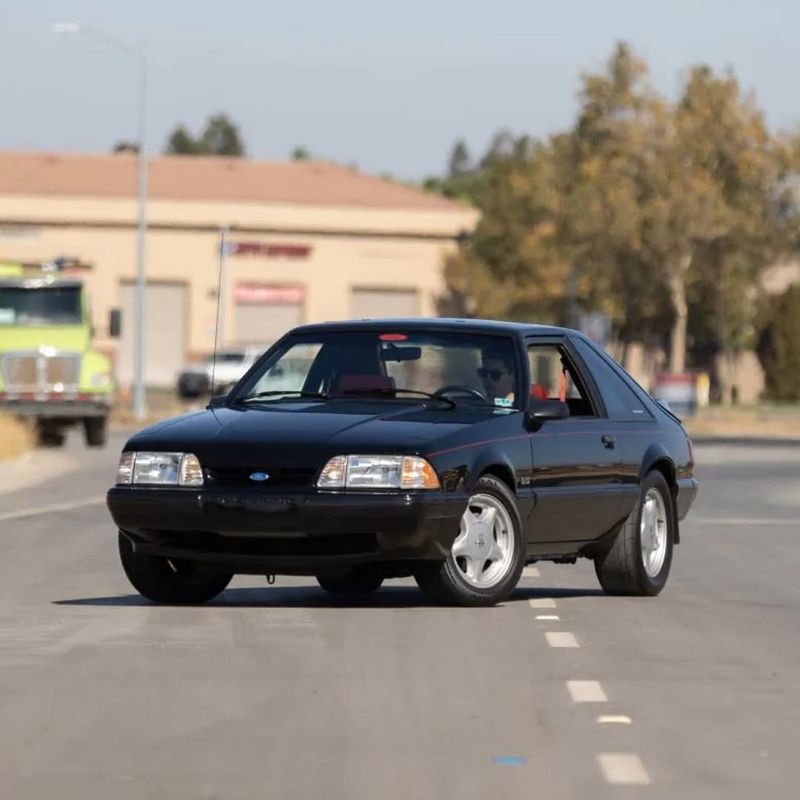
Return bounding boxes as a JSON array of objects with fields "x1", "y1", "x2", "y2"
[{"x1": 1, "y1": 433, "x2": 798, "y2": 799}]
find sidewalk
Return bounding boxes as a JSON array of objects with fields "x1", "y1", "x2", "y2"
[{"x1": 684, "y1": 405, "x2": 800, "y2": 442}]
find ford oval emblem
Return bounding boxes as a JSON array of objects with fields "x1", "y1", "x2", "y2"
[{"x1": 249, "y1": 472, "x2": 270, "y2": 482}]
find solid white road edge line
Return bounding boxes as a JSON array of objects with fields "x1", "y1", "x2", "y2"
[
  {"x1": 566, "y1": 680, "x2": 608, "y2": 703},
  {"x1": 0, "y1": 495, "x2": 106, "y2": 523},
  {"x1": 545, "y1": 631, "x2": 579, "y2": 648},
  {"x1": 597, "y1": 753, "x2": 651, "y2": 785}
]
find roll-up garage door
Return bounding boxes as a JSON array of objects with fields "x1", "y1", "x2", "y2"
[
  {"x1": 350, "y1": 288, "x2": 419, "y2": 319},
  {"x1": 233, "y1": 283, "x2": 304, "y2": 345},
  {"x1": 118, "y1": 282, "x2": 186, "y2": 388}
]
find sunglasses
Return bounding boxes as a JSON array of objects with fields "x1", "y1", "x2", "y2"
[{"x1": 477, "y1": 367, "x2": 508, "y2": 381}]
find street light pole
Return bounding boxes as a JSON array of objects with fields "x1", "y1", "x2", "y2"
[{"x1": 53, "y1": 23, "x2": 149, "y2": 420}]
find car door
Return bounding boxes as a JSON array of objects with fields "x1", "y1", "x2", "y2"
[{"x1": 525, "y1": 337, "x2": 625, "y2": 545}]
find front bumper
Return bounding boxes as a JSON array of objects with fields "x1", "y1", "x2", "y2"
[
  {"x1": 0, "y1": 397, "x2": 110, "y2": 418},
  {"x1": 107, "y1": 486, "x2": 466, "y2": 573}
]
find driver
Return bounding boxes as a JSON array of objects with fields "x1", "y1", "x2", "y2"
[{"x1": 478, "y1": 347, "x2": 516, "y2": 406}]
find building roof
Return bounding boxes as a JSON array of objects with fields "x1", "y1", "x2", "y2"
[{"x1": 0, "y1": 151, "x2": 468, "y2": 213}]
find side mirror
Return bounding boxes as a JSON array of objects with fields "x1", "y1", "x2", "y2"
[
  {"x1": 206, "y1": 394, "x2": 229, "y2": 409},
  {"x1": 526, "y1": 399, "x2": 570, "y2": 427},
  {"x1": 109, "y1": 308, "x2": 121, "y2": 338}
]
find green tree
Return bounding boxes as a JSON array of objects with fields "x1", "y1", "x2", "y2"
[
  {"x1": 165, "y1": 124, "x2": 202, "y2": 155},
  {"x1": 447, "y1": 139, "x2": 471, "y2": 178},
  {"x1": 112, "y1": 140, "x2": 139, "y2": 154},
  {"x1": 757, "y1": 285, "x2": 800, "y2": 401},
  {"x1": 200, "y1": 113, "x2": 245, "y2": 156},
  {"x1": 291, "y1": 146, "x2": 311, "y2": 161},
  {"x1": 164, "y1": 115, "x2": 246, "y2": 156}
]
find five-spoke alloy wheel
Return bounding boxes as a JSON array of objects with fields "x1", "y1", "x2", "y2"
[{"x1": 415, "y1": 475, "x2": 524, "y2": 606}]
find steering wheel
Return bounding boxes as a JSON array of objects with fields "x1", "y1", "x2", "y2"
[{"x1": 433, "y1": 384, "x2": 488, "y2": 402}]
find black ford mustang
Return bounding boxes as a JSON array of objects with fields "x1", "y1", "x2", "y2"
[{"x1": 107, "y1": 319, "x2": 698, "y2": 607}]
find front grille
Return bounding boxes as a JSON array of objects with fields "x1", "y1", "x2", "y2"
[
  {"x1": 206, "y1": 466, "x2": 318, "y2": 490},
  {"x1": 1, "y1": 351, "x2": 80, "y2": 393}
]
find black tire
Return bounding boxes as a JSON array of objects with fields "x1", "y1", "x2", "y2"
[
  {"x1": 83, "y1": 417, "x2": 108, "y2": 448},
  {"x1": 414, "y1": 475, "x2": 525, "y2": 607},
  {"x1": 118, "y1": 532, "x2": 233, "y2": 604},
  {"x1": 594, "y1": 470, "x2": 675, "y2": 596},
  {"x1": 316, "y1": 567, "x2": 383, "y2": 595},
  {"x1": 36, "y1": 421, "x2": 66, "y2": 448}
]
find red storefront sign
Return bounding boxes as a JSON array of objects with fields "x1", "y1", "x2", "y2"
[
  {"x1": 234, "y1": 283, "x2": 305, "y2": 305},
  {"x1": 229, "y1": 242, "x2": 312, "y2": 259}
]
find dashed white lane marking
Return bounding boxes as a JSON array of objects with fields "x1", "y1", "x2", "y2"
[
  {"x1": 535, "y1": 614, "x2": 560, "y2": 621},
  {"x1": 545, "y1": 631, "x2": 579, "y2": 648},
  {"x1": 522, "y1": 566, "x2": 540, "y2": 578},
  {"x1": 529, "y1": 598, "x2": 556, "y2": 608},
  {"x1": 597, "y1": 715, "x2": 632, "y2": 725},
  {"x1": 0, "y1": 495, "x2": 106, "y2": 523},
  {"x1": 597, "y1": 753, "x2": 651, "y2": 785},
  {"x1": 690, "y1": 517, "x2": 798, "y2": 526},
  {"x1": 566, "y1": 680, "x2": 607, "y2": 703}
]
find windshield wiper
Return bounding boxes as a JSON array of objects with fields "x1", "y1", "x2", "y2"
[
  {"x1": 234, "y1": 390, "x2": 330, "y2": 403},
  {"x1": 338, "y1": 387, "x2": 456, "y2": 408}
]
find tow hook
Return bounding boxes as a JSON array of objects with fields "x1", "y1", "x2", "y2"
[{"x1": 266, "y1": 574, "x2": 276, "y2": 585}]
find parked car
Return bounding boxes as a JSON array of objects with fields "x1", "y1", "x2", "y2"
[
  {"x1": 176, "y1": 346, "x2": 263, "y2": 400},
  {"x1": 108, "y1": 319, "x2": 698, "y2": 607}
]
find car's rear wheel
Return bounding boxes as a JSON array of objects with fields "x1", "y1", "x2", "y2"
[
  {"x1": 316, "y1": 567, "x2": 383, "y2": 595},
  {"x1": 414, "y1": 475, "x2": 524, "y2": 607},
  {"x1": 118, "y1": 532, "x2": 233, "y2": 604},
  {"x1": 594, "y1": 470, "x2": 675, "y2": 596}
]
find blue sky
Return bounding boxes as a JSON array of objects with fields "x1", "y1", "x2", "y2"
[{"x1": 1, "y1": 0, "x2": 797, "y2": 178}]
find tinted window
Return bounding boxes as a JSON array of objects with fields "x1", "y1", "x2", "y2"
[
  {"x1": 572, "y1": 338, "x2": 652, "y2": 421},
  {"x1": 526, "y1": 343, "x2": 596, "y2": 417}
]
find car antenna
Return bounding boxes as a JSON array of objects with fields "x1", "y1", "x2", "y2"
[{"x1": 209, "y1": 226, "x2": 230, "y2": 398}]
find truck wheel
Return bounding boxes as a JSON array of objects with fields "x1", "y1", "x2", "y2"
[
  {"x1": 83, "y1": 417, "x2": 108, "y2": 447},
  {"x1": 36, "y1": 421, "x2": 66, "y2": 447},
  {"x1": 118, "y1": 532, "x2": 232, "y2": 604},
  {"x1": 414, "y1": 475, "x2": 524, "y2": 607},
  {"x1": 316, "y1": 567, "x2": 383, "y2": 595},
  {"x1": 594, "y1": 470, "x2": 675, "y2": 596}
]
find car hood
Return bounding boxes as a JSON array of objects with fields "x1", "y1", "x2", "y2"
[{"x1": 125, "y1": 400, "x2": 495, "y2": 468}]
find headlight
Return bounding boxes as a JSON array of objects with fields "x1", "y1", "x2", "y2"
[
  {"x1": 317, "y1": 455, "x2": 440, "y2": 490},
  {"x1": 116, "y1": 452, "x2": 204, "y2": 486}
]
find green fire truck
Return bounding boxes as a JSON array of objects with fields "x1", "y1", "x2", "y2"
[{"x1": 0, "y1": 259, "x2": 115, "y2": 447}]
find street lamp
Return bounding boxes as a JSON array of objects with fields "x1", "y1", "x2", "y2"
[{"x1": 52, "y1": 22, "x2": 149, "y2": 421}]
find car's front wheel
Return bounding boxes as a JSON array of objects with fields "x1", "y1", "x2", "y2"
[
  {"x1": 414, "y1": 475, "x2": 524, "y2": 606},
  {"x1": 594, "y1": 470, "x2": 675, "y2": 596},
  {"x1": 118, "y1": 532, "x2": 232, "y2": 604}
]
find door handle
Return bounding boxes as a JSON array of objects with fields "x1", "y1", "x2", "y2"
[{"x1": 601, "y1": 434, "x2": 616, "y2": 449}]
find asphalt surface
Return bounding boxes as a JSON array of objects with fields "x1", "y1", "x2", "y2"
[{"x1": 1, "y1": 433, "x2": 798, "y2": 799}]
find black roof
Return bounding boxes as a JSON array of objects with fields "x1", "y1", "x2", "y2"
[{"x1": 291, "y1": 317, "x2": 573, "y2": 337}]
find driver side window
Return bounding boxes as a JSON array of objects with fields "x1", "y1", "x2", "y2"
[{"x1": 526, "y1": 344, "x2": 596, "y2": 417}]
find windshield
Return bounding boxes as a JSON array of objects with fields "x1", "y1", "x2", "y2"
[
  {"x1": 235, "y1": 330, "x2": 522, "y2": 408},
  {"x1": 0, "y1": 286, "x2": 82, "y2": 326}
]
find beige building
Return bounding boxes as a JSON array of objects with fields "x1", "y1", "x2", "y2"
[{"x1": 0, "y1": 151, "x2": 477, "y2": 387}]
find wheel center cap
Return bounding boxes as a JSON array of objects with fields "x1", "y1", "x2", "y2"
[{"x1": 470, "y1": 522, "x2": 491, "y2": 552}]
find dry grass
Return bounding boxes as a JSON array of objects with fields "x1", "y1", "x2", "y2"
[
  {"x1": 0, "y1": 415, "x2": 34, "y2": 461},
  {"x1": 685, "y1": 405, "x2": 800, "y2": 439}
]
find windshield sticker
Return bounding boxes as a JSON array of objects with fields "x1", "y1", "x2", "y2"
[
  {"x1": 493, "y1": 396, "x2": 513, "y2": 408},
  {"x1": 0, "y1": 308, "x2": 14, "y2": 324}
]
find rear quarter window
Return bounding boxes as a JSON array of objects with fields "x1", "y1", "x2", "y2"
[{"x1": 572, "y1": 338, "x2": 653, "y2": 421}]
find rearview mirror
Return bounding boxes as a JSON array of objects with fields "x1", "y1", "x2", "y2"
[
  {"x1": 108, "y1": 308, "x2": 121, "y2": 338},
  {"x1": 527, "y1": 399, "x2": 570, "y2": 424},
  {"x1": 380, "y1": 346, "x2": 422, "y2": 362}
]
